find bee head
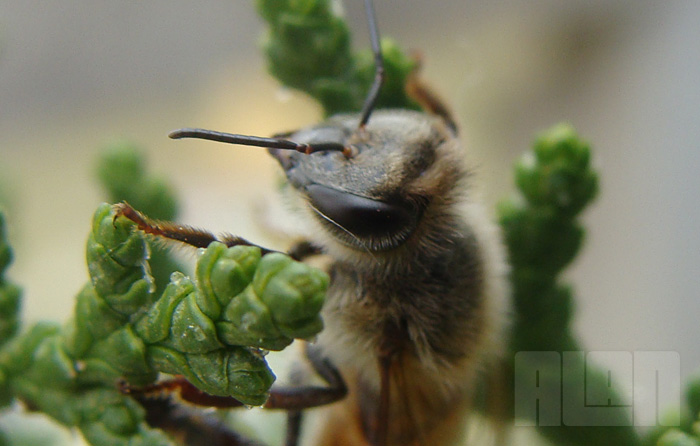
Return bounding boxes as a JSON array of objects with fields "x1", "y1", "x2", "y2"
[{"x1": 270, "y1": 110, "x2": 465, "y2": 252}]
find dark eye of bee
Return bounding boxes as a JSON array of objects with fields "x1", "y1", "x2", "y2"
[{"x1": 305, "y1": 184, "x2": 425, "y2": 250}]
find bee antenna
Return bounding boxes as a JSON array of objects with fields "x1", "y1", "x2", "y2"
[
  {"x1": 358, "y1": 0, "x2": 384, "y2": 129},
  {"x1": 169, "y1": 128, "x2": 350, "y2": 156}
]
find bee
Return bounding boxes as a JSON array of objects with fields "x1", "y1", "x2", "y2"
[
  {"x1": 266, "y1": 110, "x2": 510, "y2": 446},
  {"x1": 116, "y1": 1, "x2": 510, "y2": 445}
]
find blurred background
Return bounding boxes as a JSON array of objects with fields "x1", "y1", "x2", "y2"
[{"x1": 1, "y1": 0, "x2": 699, "y2": 443}]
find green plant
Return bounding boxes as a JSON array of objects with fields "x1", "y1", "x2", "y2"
[
  {"x1": 256, "y1": 0, "x2": 419, "y2": 116},
  {"x1": 498, "y1": 124, "x2": 637, "y2": 446}
]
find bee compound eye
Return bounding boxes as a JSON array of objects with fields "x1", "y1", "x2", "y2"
[{"x1": 305, "y1": 184, "x2": 415, "y2": 239}]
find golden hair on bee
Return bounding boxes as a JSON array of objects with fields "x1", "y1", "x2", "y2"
[{"x1": 270, "y1": 109, "x2": 510, "y2": 446}]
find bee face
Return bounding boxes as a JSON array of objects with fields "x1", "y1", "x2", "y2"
[{"x1": 269, "y1": 109, "x2": 464, "y2": 252}]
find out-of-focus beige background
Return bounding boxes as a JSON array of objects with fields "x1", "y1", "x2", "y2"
[{"x1": 1, "y1": 0, "x2": 699, "y2": 442}]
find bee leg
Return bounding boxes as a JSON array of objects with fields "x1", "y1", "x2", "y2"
[
  {"x1": 287, "y1": 240, "x2": 324, "y2": 261},
  {"x1": 121, "y1": 347, "x2": 345, "y2": 446},
  {"x1": 113, "y1": 202, "x2": 219, "y2": 248},
  {"x1": 138, "y1": 398, "x2": 265, "y2": 446},
  {"x1": 284, "y1": 407, "x2": 303, "y2": 446},
  {"x1": 119, "y1": 376, "x2": 246, "y2": 408},
  {"x1": 120, "y1": 346, "x2": 346, "y2": 412},
  {"x1": 282, "y1": 358, "x2": 305, "y2": 446},
  {"x1": 113, "y1": 201, "x2": 277, "y2": 255},
  {"x1": 280, "y1": 344, "x2": 346, "y2": 446},
  {"x1": 220, "y1": 233, "x2": 277, "y2": 255},
  {"x1": 264, "y1": 344, "x2": 347, "y2": 411},
  {"x1": 119, "y1": 380, "x2": 264, "y2": 446}
]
